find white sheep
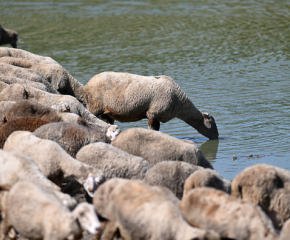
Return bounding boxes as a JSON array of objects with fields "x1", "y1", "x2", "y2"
[
  {"x1": 84, "y1": 71, "x2": 219, "y2": 140},
  {"x1": 0, "y1": 63, "x2": 59, "y2": 94},
  {"x1": 3, "y1": 131, "x2": 106, "y2": 197},
  {"x1": 0, "y1": 83, "x2": 121, "y2": 139},
  {"x1": 231, "y1": 164, "x2": 290, "y2": 229},
  {"x1": 143, "y1": 161, "x2": 203, "y2": 199},
  {"x1": 0, "y1": 181, "x2": 105, "y2": 240},
  {"x1": 0, "y1": 74, "x2": 58, "y2": 93},
  {"x1": 76, "y1": 142, "x2": 150, "y2": 180},
  {"x1": 182, "y1": 168, "x2": 232, "y2": 197},
  {"x1": 112, "y1": 127, "x2": 213, "y2": 168},
  {"x1": 179, "y1": 187, "x2": 278, "y2": 240},
  {"x1": 0, "y1": 47, "x2": 57, "y2": 64},
  {"x1": 0, "y1": 149, "x2": 76, "y2": 209},
  {"x1": 0, "y1": 56, "x2": 85, "y2": 105},
  {"x1": 93, "y1": 178, "x2": 220, "y2": 240}
]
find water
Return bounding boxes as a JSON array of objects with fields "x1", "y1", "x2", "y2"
[{"x1": 1, "y1": 0, "x2": 290, "y2": 180}]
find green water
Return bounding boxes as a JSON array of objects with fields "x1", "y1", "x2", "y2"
[{"x1": 1, "y1": 0, "x2": 290, "y2": 180}]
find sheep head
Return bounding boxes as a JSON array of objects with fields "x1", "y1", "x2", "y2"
[
  {"x1": 72, "y1": 202, "x2": 108, "y2": 236},
  {"x1": 83, "y1": 173, "x2": 106, "y2": 197},
  {"x1": 197, "y1": 113, "x2": 219, "y2": 140},
  {"x1": 106, "y1": 125, "x2": 121, "y2": 141}
]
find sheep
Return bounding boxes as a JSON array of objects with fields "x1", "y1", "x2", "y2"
[
  {"x1": 231, "y1": 164, "x2": 290, "y2": 229},
  {"x1": 0, "y1": 47, "x2": 57, "y2": 64},
  {"x1": 280, "y1": 218, "x2": 290, "y2": 240},
  {"x1": 76, "y1": 142, "x2": 150, "y2": 180},
  {"x1": 0, "y1": 63, "x2": 59, "y2": 94},
  {"x1": 0, "y1": 150, "x2": 77, "y2": 209},
  {"x1": 84, "y1": 71, "x2": 219, "y2": 140},
  {"x1": 0, "y1": 74, "x2": 58, "y2": 93},
  {"x1": 0, "y1": 102, "x2": 15, "y2": 119},
  {"x1": 0, "y1": 81, "x2": 7, "y2": 93},
  {"x1": 0, "y1": 26, "x2": 23, "y2": 48},
  {"x1": 0, "y1": 117, "x2": 50, "y2": 148},
  {"x1": 182, "y1": 168, "x2": 232, "y2": 197},
  {"x1": 0, "y1": 56, "x2": 85, "y2": 105},
  {"x1": 93, "y1": 178, "x2": 220, "y2": 240},
  {"x1": 3, "y1": 131, "x2": 106, "y2": 197},
  {"x1": 33, "y1": 122, "x2": 112, "y2": 158},
  {"x1": 179, "y1": 187, "x2": 278, "y2": 240},
  {"x1": 0, "y1": 100, "x2": 87, "y2": 127},
  {"x1": 112, "y1": 127, "x2": 213, "y2": 169},
  {"x1": 0, "y1": 181, "x2": 105, "y2": 240},
  {"x1": 143, "y1": 161, "x2": 203, "y2": 199},
  {"x1": 0, "y1": 83, "x2": 121, "y2": 139}
]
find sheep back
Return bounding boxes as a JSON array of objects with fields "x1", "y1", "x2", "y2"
[
  {"x1": 33, "y1": 122, "x2": 110, "y2": 157},
  {"x1": 76, "y1": 142, "x2": 150, "y2": 180},
  {"x1": 0, "y1": 117, "x2": 50, "y2": 148},
  {"x1": 84, "y1": 71, "x2": 188, "y2": 123},
  {"x1": 112, "y1": 128, "x2": 212, "y2": 168},
  {"x1": 144, "y1": 161, "x2": 203, "y2": 199}
]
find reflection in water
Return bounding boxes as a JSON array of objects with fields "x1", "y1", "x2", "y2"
[{"x1": 199, "y1": 140, "x2": 219, "y2": 162}]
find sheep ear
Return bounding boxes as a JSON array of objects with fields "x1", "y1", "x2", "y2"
[{"x1": 203, "y1": 113, "x2": 212, "y2": 129}]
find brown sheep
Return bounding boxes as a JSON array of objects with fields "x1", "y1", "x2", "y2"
[
  {"x1": 0, "y1": 100, "x2": 87, "y2": 127},
  {"x1": 231, "y1": 164, "x2": 290, "y2": 229},
  {"x1": 179, "y1": 187, "x2": 278, "y2": 240},
  {"x1": 112, "y1": 128, "x2": 213, "y2": 169},
  {"x1": 84, "y1": 71, "x2": 219, "y2": 140},
  {"x1": 0, "y1": 83, "x2": 121, "y2": 138},
  {"x1": 33, "y1": 122, "x2": 111, "y2": 158},
  {"x1": 93, "y1": 178, "x2": 220, "y2": 240},
  {"x1": 0, "y1": 26, "x2": 23, "y2": 48},
  {"x1": 0, "y1": 117, "x2": 50, "y2": 148}
]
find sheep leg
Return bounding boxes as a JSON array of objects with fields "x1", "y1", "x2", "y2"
[
  {"x1": 101, "y1": 221, "x2": 119, "y2": 240},
  {"x1": 0, "y1": 208, "x2": 12, "y2": 240},
  {"x1": 148, "y1": 119, "x2": 160, "y2": 131},
  {"x1": 98, "y1": 114, "x2": 115, "y2": 125}
]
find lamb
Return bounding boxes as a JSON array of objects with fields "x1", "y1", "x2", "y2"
[
  {"x1": 0, "y1": 102, "x2": 15, "y2": 119},
  {"x1": 0, "y1": 26, "x2": 23, "y2": 48},
  {"x1": 0, "y1": 83, "x2": 121, "y2": 139},
  {"x1": 112, "y1": 127, "x2": 213, "y2": 168},
  {"x1": 0, "y1": 100, "x2": 87, "y2": 127},
  {"x1": 84, "y1": 71, "x2": 219, "y2": 140},
  {"x1": 0, "y1": 74, "x2": 58, "y2": 93},
  {"x1": 231, "y1": 164, "x2": 290, "y2": 229},
  {"x1": 0, "y1": 63, "x2": 59, "y2": 94},
  {"x1": 143, "y1": 161, "x2": 203, "y2": 199},
  {"x1": 0, "y1": 56, "x2": 85, "y2": 104},
  {"x1": 0, "y1": 181, "x2": 105, "y2": 240},
  {"x1": 33, "y1": 122, "x2": 112, "y2": 158},
  {"x1": 179, "y1": 187, "x2": 278, "y2": 240},
  {"x1": 3, "y1": 131, "x2": 106, "y2": 197},
  {"x1": 280, "y1": 218, "x2": 290, "y2": 240},
  {"x1": 76, "y1": 142, "x2": 150, "y2": 180},
  {"x1": 93, "y1": 178, "x2": 220, "y2": 240},
  {"x1": 182, "y1": 168, "x2": 232, "y2": 197},
  {"x1": 0, "y1": 150, "x2": 77, "y2": 209},
  {"x1": 0, "y1": 117, "x2": 50, "y2": 148},
  {"x1": 0, "y1": 47, "x2": 57, "y2": 64}
]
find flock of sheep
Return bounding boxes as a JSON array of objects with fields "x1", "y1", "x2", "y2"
[{"x1": 0, "y1": 31, "x2": 290, "y2": 240}]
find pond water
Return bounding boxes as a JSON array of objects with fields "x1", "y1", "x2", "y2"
[{"x1": 1, "y1": 0, "x2": 290, "y2": 180}]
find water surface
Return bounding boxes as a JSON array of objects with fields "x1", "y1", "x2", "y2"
[{"x1": 1, "y1": 0, "x2": 290, "y2": 180}]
